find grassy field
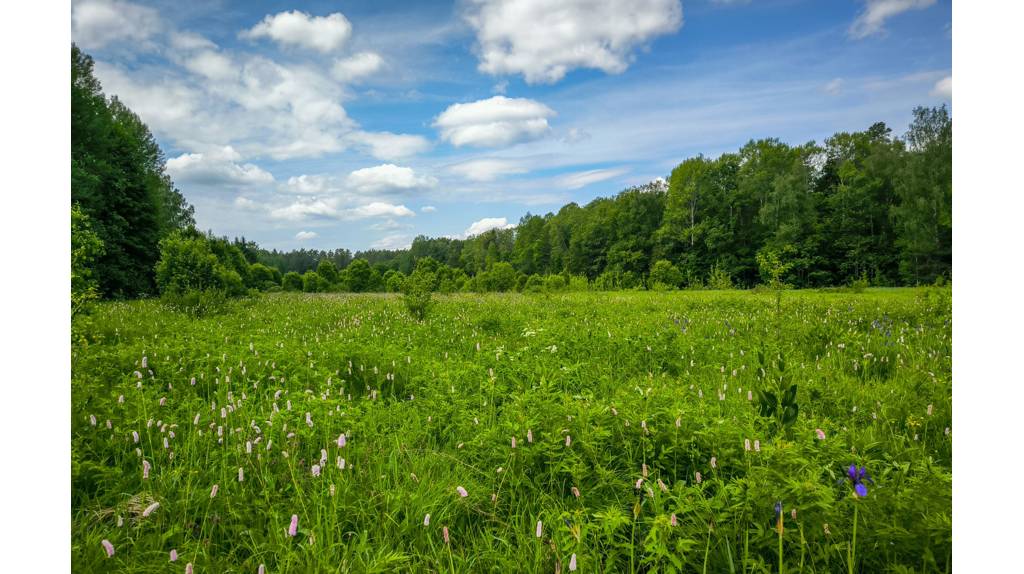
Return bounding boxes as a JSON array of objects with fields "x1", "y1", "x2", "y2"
[{"x1": 71, "y1": 289, "x2": 952, "y2": 573}]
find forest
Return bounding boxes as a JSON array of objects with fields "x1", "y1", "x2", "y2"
[{"x1": 72, "y1": 43, "x2": 952, "y2": 301}]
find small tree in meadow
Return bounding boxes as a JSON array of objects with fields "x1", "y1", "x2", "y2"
[{"x1": 402, "y1": 270, "x2": 434, "y2": 321}]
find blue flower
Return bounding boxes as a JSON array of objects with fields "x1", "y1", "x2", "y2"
[{"x1": 846, "y1": 465, "x2": 873, "y2": 498}]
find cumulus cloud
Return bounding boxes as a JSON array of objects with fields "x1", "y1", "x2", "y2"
[
  {"x1": 558, "y1": 167, "x2": 629, "y2": 189},
  {"x1": 464, "y1": 217, "x2": 514, "y2": 237},
  {"x1": 72, "y1": 0, "x2": 162, "y2": 50},
  {"x1": 372, "y1": 234, "x2": 414, "y2": 250},
  {"x1": 348, "y1": 131, "x2": 432, "y2": 160},
  {"x1": 166, "y1": 148, "x2": 274, "y2": 187},
  {"x1": 434, "y1": 96, "x2": 555, "y2": 148},
  {"x1": 283, "y1": 174, "x2": 334, "y2": 195},
  {"x1": 269, "y1": 198, "x2": 415, "y2": 222},
  {"x1": 464, "y1": 0, "x2": 683, "y2": 84},
  {"x1": 449, "y1": 159, "x2": 528, "y2": 181},
  {"x1": 849, "y1": 0, "x2": 936, "y2": 39},
  {"x1": 421, "y1": 205, "x2": 437, "y2": 213},
  {"x1": 243, "y1": 10, "x2": 352, "y2": 53},
  {"x1": 931, "y1": 75, "x2": 952, "y2": 99},
  {"x1": 332, "y1": 52, "x2": 384, "y2": 82},
  {"x1": 295, "y1": 231, "x2": 318, "y2": 241},
  {"x1": 346, "y1": 164, "x2": 438, "y2": 194}
]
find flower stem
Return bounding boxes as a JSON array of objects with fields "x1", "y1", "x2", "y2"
[{"x1": 848, "y1": 504, "x2": 859, "y2": 574}]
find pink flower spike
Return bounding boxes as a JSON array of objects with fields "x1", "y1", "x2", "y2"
[
  {"x1": 670, "y1": 513, "x2": 678, "y2": 526},
  {"x1": 101, "y1": 539, "x2": 114, "y2": 557},
  {"x1": 169, "y1": 549, "x2": 178, "y2": 562},
  {"x1": 456, "y1": 486, "x2": 468, "y2": 497},
  {"x1": 527, "y1": 429, "x2": 533, "y2": 443},
  {"x1": 185, "y1": 563, "x2": 193, "y2": 574},
  {"x1": 571, "y1": 486, "x2": 581, "y2": 498},
  {"x1": 511, "y1": 436, "x2": 517, "y2": 449},
  {"x1": 565, "y1": 435, "x2": 571, "y2": 447},
  {"x1": 815, "y1": 428, "x2": 826, "y2": 440},
  {"x1": 337, "y1": 433, "x2": 346, "y2": 448},
  {"x1": 142, "y1": 502, "x2": 160, "y2": 517},
  {"x1": 288, "y1": 514, "x2": 299, "y2": 537},
  {"x1": 443, "y1": 526, "x2": 450, "y2": 545},
  {"x1": 536, "y1": 520, "x2": 543, "y2": 538},
  {"x1": 569, "y1": 553, "x2": 577, "y2": 571},
  {"x1": 424, "y1": 513, "x2": 431, "y2": 526},
  {"x1": 143, "y1": 460, "x2": 151, "y2": 480},
  {"x1": 259, "y1": 565, "x2": 266, "y2": 574},
  {"x1": 210, "y1": 484, "x2": 219, "y2": 498}
]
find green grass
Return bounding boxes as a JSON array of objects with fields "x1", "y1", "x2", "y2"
[{"x1": 71, "y1": 289, "x2": 952, "y2": 572}]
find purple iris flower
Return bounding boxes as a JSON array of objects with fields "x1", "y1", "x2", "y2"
[{"x1": 846, "y1": 465, "x2": 873, "y2": 497}]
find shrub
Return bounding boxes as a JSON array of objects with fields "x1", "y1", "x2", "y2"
[
  {"x1": 402, "y1": 270, "x2": 434, "y2": 320},
  {"x1": 544, "y1": 274, "x2": 566, "y2": 292},
  {"x1": 316, "y1": 260, "x2": 339, "y2": 284},
  {"x1": 282, "y1": 271, "x2": 303, "y2": 292},
  {"x1": 649, "y1": 259, "x2": 682, "y2": 289},
  {"x1": 154, "y1": 231, "x2": 220, "y2": 296},
  {"x1": 302, "y1": 271, "x2": 327, "y2": 293},
  {"x1": 707, "y1": 263, "x2": 734, "y2": 290},
  {"x1": 384, "y1": 270, "x2": 406, "y2": 293}
]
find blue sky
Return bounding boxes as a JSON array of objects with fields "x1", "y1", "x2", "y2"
[{"x1": 71, "y1": 0, "x2": 951, "y2": 252}]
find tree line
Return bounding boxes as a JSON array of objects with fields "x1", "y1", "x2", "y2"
[{"x1": 71, "y1": 43, "x2": 951, "y2": 303}]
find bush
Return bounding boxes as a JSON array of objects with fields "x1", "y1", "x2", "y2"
[
  {"x1": 282, "y1": 271, "x2": 303, "y2": 292},
  {"x1": 402, "y1": 271, "x2": 434, "y2": 321},
  {"x1": 384, "y1": 270, "x2": 406, "y2": 293},
  {"x1": 707, "y1": 263, "x2": 734, "y2": 290},
  {"x1": 248, "y1": 263, "x2": 278, "y2": 289},
  {"x1": 161, "y1": 288, "x2": 231, "y2": 316},
  {"x1": 155, "y1": 231, "x2": 220, "y2": 296},
  {"x1": 302, "y1": 271, "x2": 328, "y2": 293},
  {"x1": 649, "y1": 260, "x2": 682, "y2": 289}
]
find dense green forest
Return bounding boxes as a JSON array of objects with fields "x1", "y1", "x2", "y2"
[{"x1": 71, "y1": 43, "x2": 951, "y2": 299}]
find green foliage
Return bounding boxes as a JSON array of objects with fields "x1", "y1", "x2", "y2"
[
  {"x1": 402, "y1": 270, "x2": 434, "y2": 320},
  {"x1": 302, "y1": 271, "x2": 328, "y2": 293},
  {"x1": 72, "y1": 290, "x2": 951, "y2": 572},
  {"x1": 316, "y1": 260, "x2": 339, "y2": 284},
  {"x1": 649, "y1": 259, "x2": 683, "y2": 289},
  {"x1": 71, "y1": 204, "x2": 104, "y2": 319},
  {"x1": 706, "y1": 263, "x2": 733, "y2": 290},
  {"x1": 281, "y1": 271, "x2": 303, "y2": 292}
]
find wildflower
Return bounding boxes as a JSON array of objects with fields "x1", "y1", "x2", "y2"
[
  {"x1": 572, "y1": 486, "x2": 581, "y2": 498},
  {"x1": 695, "y1": 472, "x2": 702, "y2": 484},
  {"x1": 90, "y1": 415, "x2": 97, "y2": 427},
  {"x1": 845, "y1": 465, "x2": 873, "y2": 498},
  {"x1": 675, "y1": 417, "x2": 681, "y2": 428},
  {"x1": 443, "y1": 526, "x2": 450, "y2": 544},
  {"x1": 642, "y1": 463, "x2": 648, "y2": 478},
  {"x1": 210, "y1": 484, "x2": 219, "y2": 498},
  {"x1": 511, "y1": 436, "x2": 517, "y2": 449},
  {"x1": 744, "y1": 439, "x2": 751, "y2": 451},
  {"x1": 754, "y1": 440, "x2": 761, "y2": 452},
  {"x1": 186, "y1": 563, "x2": 193, "y2": 574},
  {"x1": 456, "y1": 486, "x2": 468, "y2": 497},
  {"x1": 329, "y1": 484, "x2": 335, "y2": 496},
  {"x1": 238, "y1": 468, "x2": 244, "y2": 482},
  {"x1": 815, "y1": 428, "x2": 826, "y2": 440},
  {"x1": 142, "y1": 502, "x2": 160, "y2": 517},
  {"x1": 823, "y1": 523, "x2": 831, "y2": 536},
  {"x1": 101, "y1": 539, "x2": 114, "y2": 557},
  {"x1": 710, "y1": 456, "x2": 717, "y2": 469},
  {"x1": 658, "y1": 479, "x2": 668, "y2": 493},
  {"x1": 259, "y1": 565, "x2": 266, "y2": 574},
  {"x1": 143, "y1": 460, "x2": 151, "y2": 479},
  {"x1": 288, "y1": 514, "x2": 299, "y2": 537},
  {"x1": 565, "y1": 435, "x2": 572, "y2": 447},
  {"x1": 117, "y1": 516, "x2": 123, "y2": 527},
  {"x1": 748, "y1": 390, "x2": 753, "y2": 401},
  {"x1": 635, "y1": 478, "x2": 644, "y2": 489},
  {"x1": 424, "y1": 513, "x2": 431, "y2": 526},
  {"x1": 569, "y1": 553, "x2": 577, "y2": 571},
  {"x1": 527, "y1": 429, "x2": 534, "y2": 443},
  {"x1": 791, "y1": 508, "x2": 797, "y2": 520},
  {"x1": 927, "y1": 404, "x2": 934, "y2": 416},
  {"x1": 337, "y1": 433, "x2": 346, "y2": 447},
  {"x1": 160, "y1": 397, "x2": 167, "y2": 407},
  {"x1": 312, "y1": 464, "x2": 321, "y2": 477},
  {"x1": 491, "y1": 493, "x2": 498, "y2": 503},
  {"x1": 170, "y1": 549, "x2": 178, "y2": 562},
  {"x1": 774, "y1": 501, "x2": 784, "y2": 533},
  {"x1": 246, "y1": 441, "x2": 252, "y2": 454},
  {"x1": 133, "y1": 431, "x2": 140, "y2": 443},
  {"x1": 536, "y1": 520, "x2": 543, "y2": 538},
  {"x1": 118, "y1": 394, "x2": 125, "y2": 404}
]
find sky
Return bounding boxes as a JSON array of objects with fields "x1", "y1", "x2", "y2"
[{"x1": 71, "y1": 0, "x2": 952, "y2": 252}]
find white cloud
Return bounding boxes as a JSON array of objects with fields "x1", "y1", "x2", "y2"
[
  {"x1": 332, "y1": 52, "x2": 385, "y2": 82},
  {"x1": 849, "y1": 0, "x2": 936, "y2": 39},
  {"x1": 72, "y1": 0, "x2": 161, "y2": 50},
  {"x1": 348, "y1": 131, "x2": 432, "y2": 160},
  {"x1": 346, "y1": 164, "x2": 438, "y2": 195},
  {"x1": 558, "y1": 167, "x2": 629, "y2": 189},
  {"x1": 464, "y1": 0, "x2": 683, "y2": 84},
  {"x1": 421, "y1": 205, "x2": 437, "y2": 213},
  {"x1": 283, "y1": 174, "x2": 334, "y2": 195},
  {"x1": 234, "y1": 196, "x2": 260, "y2": 210},
  {"x1": 243, "y1": 11, "x2": 352, "y2": 53},
  {"x1": 370, "y1": 219, "x2": 414, "y2": 231},
  {"x1": 269, "y1": 198, "x2": 415, "y2": 222},
  {"x1": 931, "y1": 75, "x2": 952, "y2": 99},
  {"x1": 449, "y1": 159, "x2": 528, "y2": 181},
  {"x1": 371, "y1": 234, "x2": 414, "y2": 250},
  {"x1": 464, "y1": 217, "x2": 514, "y2": 237},
  {"x1": 295, "y1": 231, "x2": 318, "y2": 241},
  {"x1": 166, "y1": 149, "x2": 274, "y2": 187},
  {"x1": 434, "y1": 96, "x2": 555, "y2": 147},
  {"x1": 823, "y1": 78, "x2": 844, "y2": 96},
  {"x1": 184, "y1": 51, "x2": 237, "y2": 82}
]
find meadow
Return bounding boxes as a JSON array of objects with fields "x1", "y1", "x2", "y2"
[{"x1": 71, "y1": 289, "x2": 952, "y2": 573}]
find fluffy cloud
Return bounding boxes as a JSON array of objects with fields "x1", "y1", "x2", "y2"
[
  {"x1": 849, "y1": 0, "x2": 936, "y2": 39},
  {"x1": 346, "y1": 164, "x2": 438, "y2": 194},
  {"x1": 243, "y1": 11, "x2": 352, "y2": 53},
  {"x1": 464, "y1": 217, "x2": 514, "y2": 237},
  {"x1": 166, "y1": 148, "x2": 274, "y2": 187},
  {"x1": 558, "y1": 167, "x2": 629, "y2": 189},
  {"x1": 372, "y1": 234, "x2": 414, "y2": 250},
  {"x1": 421, "y1": 205, "x2": 437, "y2": 213},
  {"x1": 348, "y1": 131, "x2": 432, "y2": 160},
  {"x1": 464, "y1": 0, "x2": 683, "y2": 84},
  {"x1": 295, "y1": 231, "x2": 318, "y2": 241},
  {"x1": 72, "y1": 0, "x2": 162, "y2": 50},
  {"x1": 269, "y1": 198, "x2": 415, "y2": 222},
  {"x1": 931, "y1": 75, "x2": 952, "y2": 99},
  {"x1": 283, "y1": 174, "x2": 334, "y2": 195},
  {"x1": 332, "y1": 52, "x2": 384, "y2": 82},
  {"x1": 449, "y1": 159, "x2": 528, "y2": 181},
  {"x1": 434, "y1": 96, "x2": 555, "y2": 148}
]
